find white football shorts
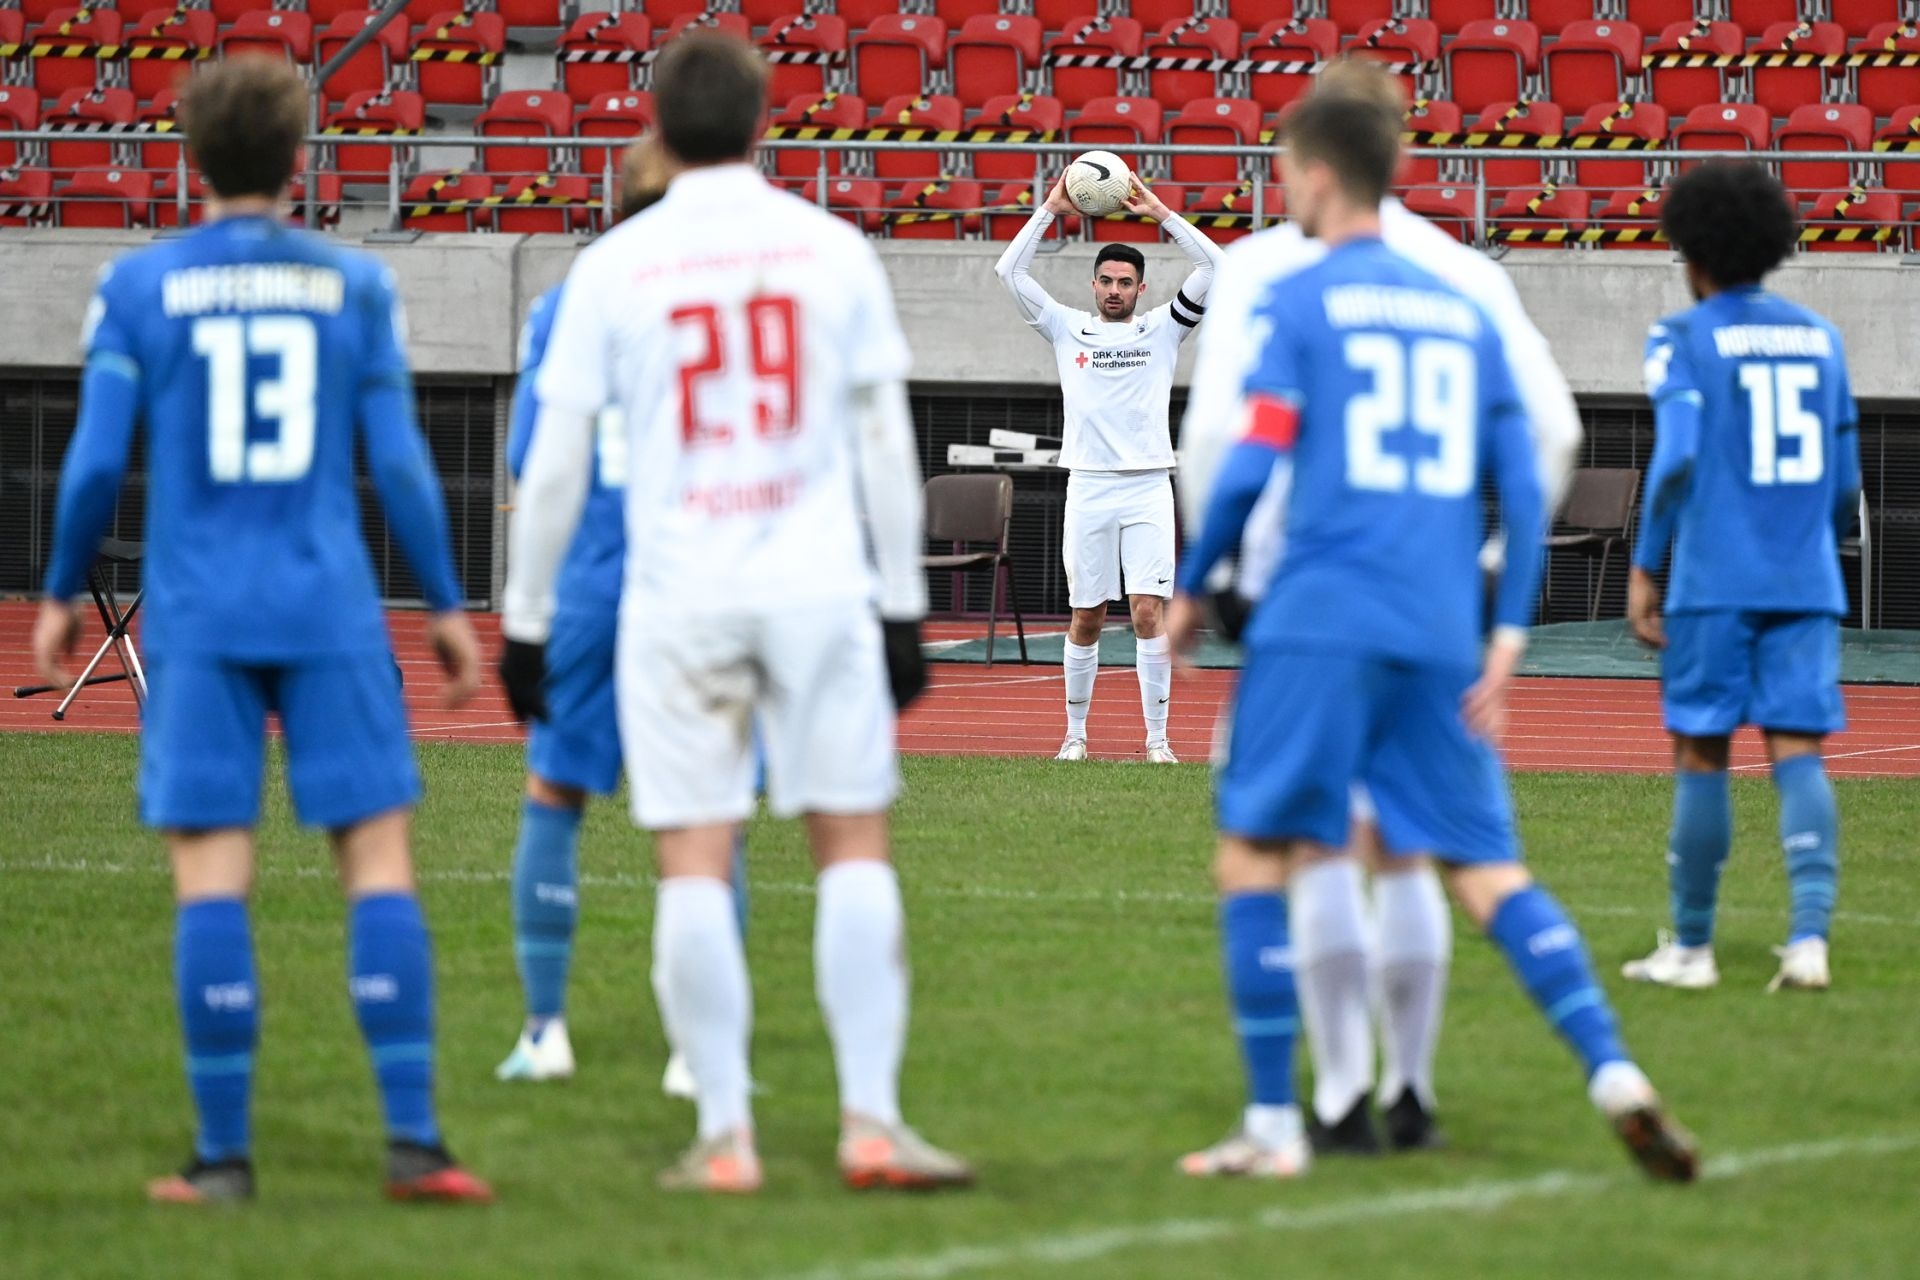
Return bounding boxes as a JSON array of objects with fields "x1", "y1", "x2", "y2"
[
  {"x1": 615, "y1": 602, "x2": 900, "y2": 829},
  {"x1": 1062, "y1": 469, "x2": 1176, "y2": 608}
]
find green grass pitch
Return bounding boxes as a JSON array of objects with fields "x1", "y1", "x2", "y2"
[{"x1": 3, "y1": 732, "x2": 1916, "y2": 1279}]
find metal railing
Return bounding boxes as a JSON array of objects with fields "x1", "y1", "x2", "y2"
[{"x1": 1, "y1": 131, "x2": 1916, "y2": 249}]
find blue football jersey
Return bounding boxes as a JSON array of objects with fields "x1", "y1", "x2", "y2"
[
  {"x1": 1637, "y1": 287, "x2": 1858, "y2": 616},
  {"x1": 506, "y1": 283, "x2": 625, "y2": 608},
  {"x1": 1237, "y1": 239, "x2": 1542, "y2": 669},
  {"x1": 52, "y1": 215, "x2": 460, "y2": 659}
]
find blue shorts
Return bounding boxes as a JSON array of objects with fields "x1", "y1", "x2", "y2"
[
  {"x1": 1662, "y1": 610, "x2": 1845, "y2": 738},
  {"x1": 139, "y1": 651, "x2": 421, "y2": 831},
  {"x1": 1217, "y1": 647, "x2": 1518, "y2": 864},
  {"x1": 526, "y1": 602, "x2": 622, "y2": 796}
]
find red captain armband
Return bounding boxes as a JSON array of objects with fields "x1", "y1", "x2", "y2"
[{"x1": 1239, "y1": 394, "x2": 1301, "y2": 451}]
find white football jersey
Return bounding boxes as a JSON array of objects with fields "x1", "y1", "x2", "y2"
[
  {"x1": 535, "y1": 165, "x2": 911, "y2": 615},
  {"x1": 1028, "y1": 299, "x2": 1193, "y2": 472}
]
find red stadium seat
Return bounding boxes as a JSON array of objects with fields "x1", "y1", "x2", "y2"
[
  {"x1": 1402, "y1": 183, "x2": 1477, "y2": 242},
  {"x1": 478, "y1": 90, "x2": 573, "y2": 176},
  {"x1": 496, "y1": 0, "x2": 564, "y2": 29},
  {"x1": 492, "y1": 173, "x2": 598, "y2": 235},
  {"x1": 740, "y1": 0, "x2": 801, "y2": 27},
  {"x1": 1528, "y1": 0, "x2": 1599, "y2": 29},
  {"x1": 970, "y1": 93, "x2": 1067, "y2": 184},
  {"x1": 873, "y1": 94, "x2": 963, "y2": 183},
  {"x1": 1326, "y1": 0, "x2": 1384, "y2": 37},
  {"x1": 1428, "y1": 0, "x2": 1499, "y2": 36},
  {"x1": 46, "y1": 87, "x2": 135, "y2": 181},
  {"x1": 643, "y1": 0, "x2": 712, "y2": 22},
  {"x1": 136, "y1": 87, "x2": 183, "y2": 174},
  {"x1": 573, "y1": 91, "x2": 654, "y2": 182},
  {"x1": 1735, "y1": 0, "x2": 1802, "y2": 33},
  {"x1": 29, "y1": 7, "x2": 125, "y2": 99},
  {"x1": 1166, "y1": 97, "x2": 1262, "y2": 187},
  {"x1": 1568, "y1": 100, "x2": 1668, "y2": 199},
  {"x1": 1090, "y1": 183, "x2": 1170, "y2": 242},
  {"x1": 1801, "y1": 185, "x2": 1901, "y2": 251},
  {"x1": 58, "y1": 168, "x2": 152, "y2": 229},
  {"x1": 1775, "y1": 103, "x2": 1873, "y2": 201},
  {"x1": 1047, "y1": 17, "x2": 1143, "y2": 110},
  {"x1": 1035, "y1": 0, "x2": 1102, "y2": 34},
  {"x1": 1470, "y1": 100, "x2": 1565, "y2": 193},
  {"x1": 1644, "y1": 21, "x2": 1745, "y2": 116},
  {"x1": 0, "y1": 10, "x2": 19, "y2": 62},
  {"x1": 1873, "y1": 104, "x2": 1920, "y2": 196},
  {"x1": 1491, "y1": 183, "x2": 1594, "y2": 246},
  {"x1": 325, "y1": 89, "x2": 426, "y2": 185},
  {"x1": 316, "y1": 11, "x2": 411, "y2": 109},
  {"x1": 1347, "y1": 18, "x2": 1440, "y2": 102},
  {"x1": 1400, "y1": 98, "x2": 1465, "y2": 186},
  {"x1": 1183, "y1": 181, "x2": 1276, "y2": 244},
  {"x1": 1592, "y1": 184, "x2": 1669, "y2": 249},
  {"x1": 0, "y1": 87, "x2": 39, "y2": 170},
  {"x1": 1447, "y1": 20, "x2": 1541, "y2": 115},
  {"x1": 403, "y1": 170, "x2": 493, "y2": 232},
  {"x1": 1855, "y1": 24, "x2": 1920, "y2": 120},
  {"x1": 885, "y1": 176, "x2": 984, "y2": 240},
  {"x1": 556, "y1": 13, "x2": 652, "y2": 104},
  {"x1": 412, "y1": 11, "x2": 506, "y2": 109},
  {"x1": 983, "y1": 178, "x2": 1073, "y2": 239},
  {"x1": 951, "y1": 15, "x2": 1043, "y2": 110},
  {"x1": 310, "y1": 0, "x2": 384, "y2": 19},
  {"x1": 1243, "y1": 19, "x2": 1339, "y2": 114},
  {"x1": 1749, "y1": 22, "x2": 1847, "y2": 120},
  {"x1": 1832, "y1": 0, "x2": 1903, "y2": 38},
  {"x1": 152, "y1": 170, "x2": 209, "y2": 230},
  {"x1": 761, "y1": 15, "x2": 849, "y2": 107},
  {"x1": 931, "y1": 0, "x2": 1006, "y2": 24},
  {"x1": 211, "y1": 0, "x2": 290, "y2": 19},
  {"x1": 16, "y1": 0, "x2": 67, "y2": 23},
  {"x1": 801, "y1": 176, "x2": 886, "y2": 232},
  {"x1": 1066, "y1": 96, "x2": 1164, "y2": 175},
  {"x1": 219, "y1": 10, "x2": 313, "y2": 64},
  {"x1": 1145, "y1": 16, "x2": 1241, "y2": 110},
  {"x1": 832, "y1": 0, "x2": 907, "y2": 25},
  {"x1": 1672, "y1": 102, "x2": 1769, "y2": 167},
  {"x1": 124, "y1": 8, "x2": 216, "y2": 105},
  {"x1": 1544, "y1": 21, "x2": 1643, "y2": 113},
  {"x1": 1624, "y1": 0, "x2": 1699, "y2": 33},
  {"x1": 766, "y1": 92, "x2": 866, "y2": 183},
  {"x1": 0, "y1": 167, "x2": 54, "y2": 229},
  {"x1": 853, "y1": 15, "x2": 948, "y2": 106}
]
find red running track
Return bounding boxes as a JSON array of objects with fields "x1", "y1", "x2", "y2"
[{"x1": 5, "y1": 602, "x2": 1918, "y2": 777}]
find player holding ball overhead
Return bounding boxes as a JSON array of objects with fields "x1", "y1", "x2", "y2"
[{"x1": 994, "y1": 161, "x2": 1224, "y2": 764}]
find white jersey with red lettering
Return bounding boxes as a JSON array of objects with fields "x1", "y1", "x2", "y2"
[{"x1": 534, "y1": 164, "x2": 911, "y2": 618}]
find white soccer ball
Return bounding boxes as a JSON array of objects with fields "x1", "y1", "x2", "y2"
[{"x1": 1064, "y1": 150, "x2": 1132, "y2": 217}]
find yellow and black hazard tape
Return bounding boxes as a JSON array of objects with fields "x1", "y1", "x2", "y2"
[
  {"x1": 1185, "y1": 182, "x2": 1275, "y2": 228},
  {"x1": 1048, "y1": 52, "x2": 1421, "y2": 76},
  {"x1": 479, "y1": 188, "x2": 602, "y2": 210},
  {"x1": 763, "y1": 124, "x2": 1055, "y2": 143},
  {"x1": 888, "y1": 179, "x2": 966, "y2": 224},
  {"x1": 30, "y1": 42, "x2": 123, "y2": 59},
  {"x1": 557, "y1": 47, "x2": 648, "y2": 63},
  {"x1": 124, "y1": 44, "x2": 209, "y2": 61},
  {"x1": 1252, "y1": 125, "x2": 1659, "y2": 150},
  {"x1": 322, "y1": 125, "x2": 420, "y2": 137},
  {"x1": 45, "y1": 119, "x2": 142, "y2": 133},
  {"x1": 1799, "y1": 224, "x2": 1895, "y2": 244},
  {"x1": 0, "y1": 41, "x2": 24, "y2": 58},
  {"x1": 1647, "y1": 50, "x2": 1920, "y2": 69},
  {"x1": 1494, "y1": 226, "x2": 1668, "y2": 245},
  {"x1": 411, "y1": 46, "x2": 500, "y2": 64},
  {"x1": 1871, "y1": 137, "x2": 1920, "y2": 152}
]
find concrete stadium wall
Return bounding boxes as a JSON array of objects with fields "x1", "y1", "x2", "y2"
[{"x1": 3, "y1": 230, "x2": 1917, "y2": 399}]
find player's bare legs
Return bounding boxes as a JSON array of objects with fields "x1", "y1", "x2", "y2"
[
  {"x1": 1129, "y1": 593, "x2": 1176, "y2": 762},
  {"x1": 1763, "y1": 731, "x2": 1836, "y2": 991},
  {"x1": 654, "y1": 822, "x2": 761, "y2": 1193},
  {"x1": 808, "y1": 812, "x2": 972, "y2": 1190},
  {"x1": 1626, "y1": 734, "x2": 1730, "y2": 990},
  {"x1": 1059, "y1": 604, "x2": 1106, "y2": 759},
  {"x1": 1353, "y1": 825, "x2": 1451, "y2": 1150}
]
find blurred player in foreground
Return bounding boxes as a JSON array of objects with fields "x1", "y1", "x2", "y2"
[
  {"x1": 1624, "y1": 162, "x2": 1859, "y2": 994},
  {"x1": 495, "y1": 136, "x2": 751, "y2": 1096},
  {"x1": 995, "y1": 172, "x2": 1224, "y2": 763},
  {"x1": 1168, "y1": 82, "x2": 1696, "y2": 1182},
  {"x1": 500, "y1": 33, "x2": 970, "y2": 1194},
  {"x1": 31, "y1": 58, "x2": 490, "y2": 1205},
  {"x1": 1178, "y1": 60, "x2": 1584, "y2": 1155}
]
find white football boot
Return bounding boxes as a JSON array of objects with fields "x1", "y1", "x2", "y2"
[
  {"x1": 1179, "y1": 1113, "x2": 1310, "y2": 1180},
  {"x1": 1767, "y1": 937, "x2": 1831, "y2": 992},
  {"x1": 495, "y1": 1018, "x2": 575, "y2": 1082},
  {"x1": 1621, "y1": 931, "x2": 1719, "y2": 989},
  {"x1": 1055, "y1": 737, "x2": 1089, "y2": 761},
  {"x1": 1145, "y1": 741, "x2": 1178, "y2": 764}
]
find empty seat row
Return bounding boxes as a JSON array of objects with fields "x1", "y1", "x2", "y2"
[{"x1": 0, "y1": 164, "x2": 341, "y2": 229}]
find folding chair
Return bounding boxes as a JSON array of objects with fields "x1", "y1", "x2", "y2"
[
  {"x1": 14, "y1": 537, "x2": 149, "y2": 720},
  {"x1": 923, "y1": 474, "x2": 1028, "y2": 667},
  {"x1": 1839, "y1": 491, "x2": 1873, "y2": 630},
  {"x1": 1544, "y1": 469, "x2": 1640, "y2": 622}
]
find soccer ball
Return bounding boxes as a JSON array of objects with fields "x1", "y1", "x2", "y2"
[{"x1": 1064, "y1": 151, "x2": 1132, "y2": 217}]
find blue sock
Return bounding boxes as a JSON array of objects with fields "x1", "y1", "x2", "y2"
[
  {"x1": 1487, "y1": 886, "x2": 1628, "y2": 1080},
  {"x1": 1220, "y1": 892, "x2": 1298, "y2": 1107},
  {"x1": 511, "y1": 797, "x2": 581, "y2": 1022},
  {"x1": 175, "y1": 899, "x2": 258, "y2": 1163},
  {"x1": 731, "y1": 825, "x2": 750, "y2": 941},
  {"x1": 1774, "y1": 754, "x2": 1839, "y2": 943},
  {"x1": 1669, "y1": 769, "x2": 1732, "y2": 947},
  {"x1": 349, "y1": 893, "x2": 440, "y2": 1148}
]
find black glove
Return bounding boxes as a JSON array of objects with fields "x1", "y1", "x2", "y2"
[
  {"x1": 498, "y1": 638, "x2": 549, "y2": 723},
  {"x1": 882, "y1": 619, "x2": 930, "y2": 710},
  {"x1": 1208, "y1": 589, "x2": 1254, "y2": 645}
]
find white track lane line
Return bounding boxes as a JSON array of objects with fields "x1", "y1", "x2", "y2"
[
  {"x1": 1729, "y1": 741, "x2": 1920, "y2": 773},
  {"x1": 767, "y1": 1133, "x2": 1920, "y2": 1280}
]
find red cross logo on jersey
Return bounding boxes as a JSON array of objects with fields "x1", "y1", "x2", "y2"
[{"x1": 1075, "y1": 351, "x2": 1090, "y2": 369}]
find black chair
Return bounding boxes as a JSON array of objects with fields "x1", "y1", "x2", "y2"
[
  {"x1": 1545, "y1": 468, "x2": 1641, "y2": 622},
  {"x1": 13, "y1": 538, "x2": 148, "y2": 721},
  {"x1": 923, "y1": 473, "x2": 1028, "y2": 667},
  {"x1": 1839, "y1": 491, "x2": 1873, "y2": 629}
]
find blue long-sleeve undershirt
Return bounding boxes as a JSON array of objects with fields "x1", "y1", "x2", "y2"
[
  {"x1": 43, "y1": 356, "x2": 140, "y2": 600},
  {"x1": 1175, "y1": 440, "x2": 1284, "y2": 597},
  {"x1": 1632, "y1": 392, "x2": 1701, "y2": 575}
]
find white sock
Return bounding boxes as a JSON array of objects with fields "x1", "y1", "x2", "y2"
[
  {"x1": 1243, "y1": 1102, "x2": 1303, "y2": 1150},
  {"x1": 1135, "y1": 633, "x2": 1171, "y2": 745},
  {"x1": 656, "y1": 877, "x2": 753, "y2": 1140},
  {"x1": 1371, "y1": 866, "x2": 1451, "y2": 1109},
  {"x1": 650, "y1": 950, "x2": 680, "y2": 1059},
  {"x1": 1290, "y1": 858, "x2": 1375, "y2": 1125},
  {"x1": 816, "y1": 860, "x2": 907, "y2": 1126},
  {"x1": 1063, "y1": 640, "x2": 1099, "y2": 739}
]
